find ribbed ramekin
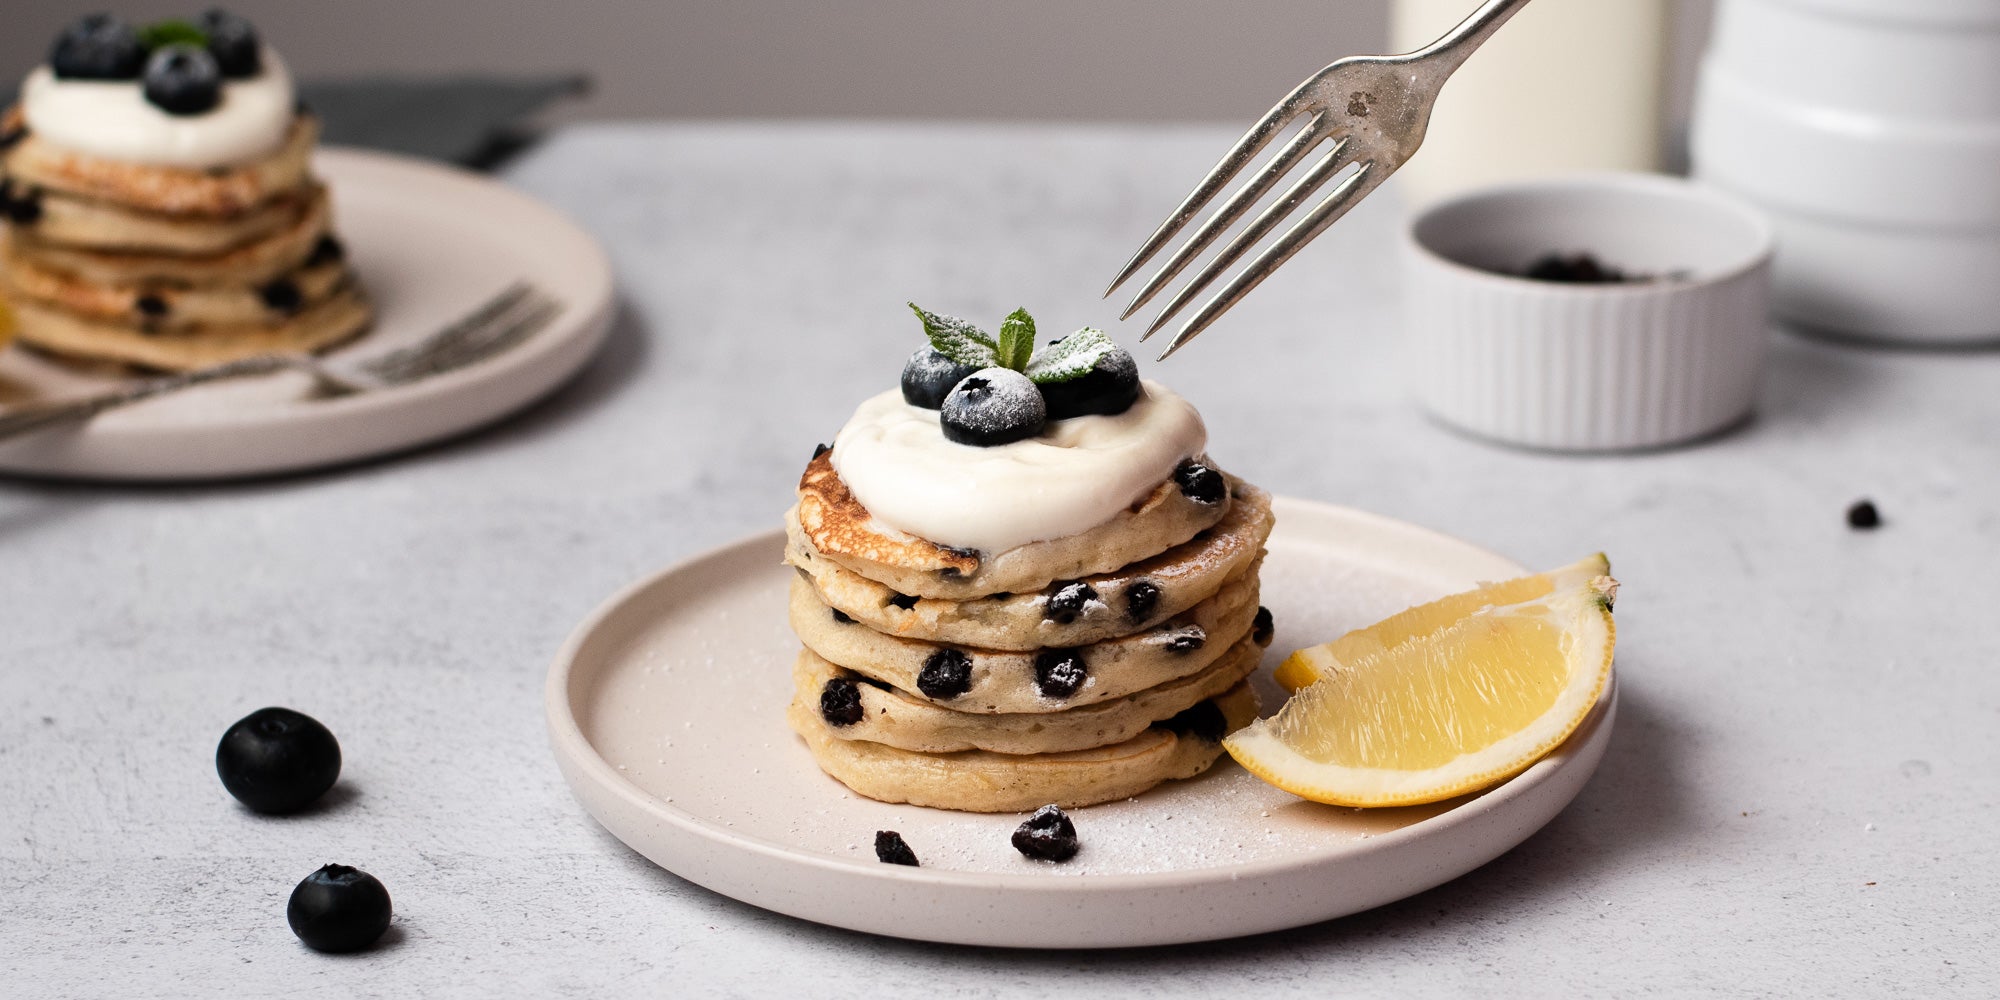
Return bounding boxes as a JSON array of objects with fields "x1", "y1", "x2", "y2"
[{"x1": 1402, "y1": 172, "x2": 1774, "y2": 451}]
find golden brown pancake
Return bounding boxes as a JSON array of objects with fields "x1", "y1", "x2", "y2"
[
  {"x1": 3, "y1": 185, "x2": 328, "y2": 287},
  {"x1": 9, "y1": 282, "x2": 371, "y2": 371},
  {"x1": 2, "y1": 253, "x2": 347, "y2": 330},
  {"x1": 1, "y1": 109, "x2": 317, "y2": 217},
  {"x1": 24, "y1": 184, "x2": 317, "y2": 255}
]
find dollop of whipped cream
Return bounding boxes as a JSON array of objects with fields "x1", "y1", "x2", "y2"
[
  {"x1": 831, "y1": 380, "x2": 1206, "y2": 553},
  {"x1": 20, "y1": 48, "x2": 294, "y2": 168}
]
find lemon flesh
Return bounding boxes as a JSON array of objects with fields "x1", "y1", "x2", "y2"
[
  {"x1": 1225, "y1": 559, "x2": 1616, "y2": 808},
  {"x1": 1273, "y1": 553, "x2": 1611, "y2": 692}
]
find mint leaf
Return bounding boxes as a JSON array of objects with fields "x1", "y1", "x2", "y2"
[
  {"x1": 996, "y1": 308, "x2": 1035, "y2": 372},
  {"x1": 1026, "y1": 327, "x2": 1115, "y2": 384},
  {"x1": 140, "y1": 19, "x2": 208, "y2": 50},
  {"x1": 910, "y1": 303, "x2": 998, "y2": 368}
]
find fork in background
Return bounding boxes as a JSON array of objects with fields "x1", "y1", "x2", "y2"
[
  {"x1": 0, "y1": 281, "x2": 562, "y2": 442},
  {"x1": 1105, "y1": 0, "x2": 1535, "y2": 358}
]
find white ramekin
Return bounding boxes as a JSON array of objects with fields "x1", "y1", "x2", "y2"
[{"x1": 1402, "y1": 172, "x2": 1774, "y2": 452}]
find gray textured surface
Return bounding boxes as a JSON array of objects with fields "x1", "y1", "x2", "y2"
[{"x1": 4, "y1": 122, "x2": 1996, "y2": 997}]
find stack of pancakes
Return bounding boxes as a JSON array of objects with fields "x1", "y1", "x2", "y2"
[
  {"x1": 784, "y1": 448, "x2": 1277, "y2": 813},
  {"x1": 0, "y1": 110, "x2": 369, "y2": 370}
]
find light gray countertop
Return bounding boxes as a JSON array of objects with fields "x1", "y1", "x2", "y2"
[{"x1": 4, "y1": 122, "x2": 1995, "y2": 997}]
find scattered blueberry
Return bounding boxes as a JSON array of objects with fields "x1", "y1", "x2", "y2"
[
  {"x1": 1523, "y1": 252, "x2": 1641, "y2": 284},
  {"x1": 135, "y1": 294, "x2": 170, "y2": 319},
  {"x1": 874, "y1": 830, "x2": 919, "y2": 866},
  {"x1": 940, "y1": 368, "x2": 1046, "y2": 446},
  {"x1": 1156, "y1": 700, "x2": 1227, "y2": 743},
  {"x1": 1124, "y1": 580, "x2": 1161, "y2": 624},
  {"x1": 1161, "y1": 625, "x2": 1206, "y2": 654},
  {"x1": 900, "y1": 347, "x2": 982, "y2": 409},
  {"x1": 1044, "y1": 581, "x2": 1096, "y2": 625},
  {"x1": 287, "y1": 864, "x2": 392, "y2": 953},
  {"x1": 887, "y1": 592, "x2": 919, "y2": 610},
  {"x1": 1012, "y1": 804, "x2": 1081, "y2": 862},
  {"x1": 1039, "y1": 343, "x2": 1140, "y2": 420},
  {"x1": 1, "y1": 183, "x2": 43, "y2": 225},
  {"x1": 1174, "y1": 459, "x2": 1226, "y2": 505},
  {"x1": 917, "y1": 649, "x2": 973, "y2": 700},
  {"x1": 196, "y1": 8, "x2": 262, "y2": 77},
  {"x1": 1033, "y1": 650, "x2": 1087, "y2": 699},
  {"x1": 1847, "y1": 499, "x2": 1881, "y2": 530},
  {"x1": 142, "y1": 44, "x2": 223, "y2": 116},
  {"x1": 1252, "y1": 606, "x2": 1275, "y2": 646},
  {"x1": 305, "y1": 234, "x2": 346, "y2": 268},
  {"x1": 50, "y1": 14, "x2": 146, "y2": 80},
  {"x1": 830, "y1": 608, "x2": 855, "y2": 625},
  {"x1": 260, "y1": 278, "x2": 303, "y2": 314},
  {"x1": 818, "y1": 677, "x2": 863, "y2": 727},
  {"x1": 215, "y1": 707, "x2": 341, "y2": 814}
]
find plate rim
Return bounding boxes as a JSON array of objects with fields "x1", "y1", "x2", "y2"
[{"x1": 546, "y1": 495, "x2": 1616, "y2": 904}]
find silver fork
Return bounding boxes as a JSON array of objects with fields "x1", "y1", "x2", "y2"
[
  {"x1": 1105, "y1": 0, "x2": 1534, "y2": 358},
  {"x1": 0, "y1": 282, "x2": 561, "y2": 442}
]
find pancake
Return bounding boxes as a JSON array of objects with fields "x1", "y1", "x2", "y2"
[
  {"x1": 9, "y1": 282, "x2": 371, "y2": 371},
  {"x1": 2, "y1": 253, "x2": 347, "y2": 330},
  {"x1": 0, "y1": 110, "x2": 317, "y2": 217},
  {"x1": 22, "y1": 184, "x2": 316, "y2": 255},
  {"x1": 785, "y1": 478, "x2": 1274, "y2": 651},
  {"x1": 796, "y1": 448, "x2": 1231, "y2": 600},
  {"x1": 793, "y1": 633, "x2": 1264, "y2": 755},
  {"x1": 3, "y1": 184, "x2": 328, "y2": 287},
  {"x1": 787, "y1": 680, "x2": 1258, "y2": 812},
  {"x1": 789, "y1": 561, "x2": 1262, "y2": 713}
]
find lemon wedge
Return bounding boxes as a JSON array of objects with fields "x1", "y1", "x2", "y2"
[
  {"x1": 1225, "y1": 557, "x2": 1616, "y2": 808},
  {"x1": 1273, "y1": 554, "x2": 1612, "y2": 691}
]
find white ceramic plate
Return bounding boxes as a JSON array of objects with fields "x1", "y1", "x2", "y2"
[
  {"x1": 0, "y1": 147, "x2": 614, "y2": 480},
  {"x1": 547, "y1": 497, "x2": 1617, "y2": 948}
]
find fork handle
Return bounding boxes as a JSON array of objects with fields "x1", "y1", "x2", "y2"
[
  {"x1": 0, "y1": 355, "x2": 299, "y2": 443},
  {"x1": 1413, "y1": 0, "x2": 1536, "y2": 76}
]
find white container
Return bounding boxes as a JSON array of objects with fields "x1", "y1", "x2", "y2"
[
  {"x1": 1403, "y1": 173, "x2": 1774, "y2": 451},
  {"x1": 1692, "y1": 0, "x2": 2000, "y2": 344},
  {"x1": 1390, "y1": 0, "x2": 1668, "y2": 205}
]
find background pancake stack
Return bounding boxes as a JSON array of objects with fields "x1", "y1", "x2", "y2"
[
  {"x1": 783, "y1": 447, "x2": 1277, "y2": 813},
  {"x1": 0, "y1": 110, "x2": 370, "y2": 371}
]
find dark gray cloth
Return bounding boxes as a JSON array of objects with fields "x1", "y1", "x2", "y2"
[{"x1": 296, "y1": 75, "x2": 588, "y2": 169}]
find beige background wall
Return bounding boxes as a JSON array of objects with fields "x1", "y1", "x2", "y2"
[{"x1": 4, "y1": 1, "x2": 1710, "y2": 125}]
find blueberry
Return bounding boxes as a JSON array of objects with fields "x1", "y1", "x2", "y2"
[
  {"x1": 900, "y1": 347, "x2": 981, "y2": 409},
  {"x1": 874, "y1": 830, "x2": 919, "y2": 866},
  {"x1": 818, "y1": 678, "x2": 863, "y2": 727},
  {"x1": 215, "y1": 707, "x2": 341, "y2": 814},
  {"x1": 917, "y1": 649, "x2": 972, "y2": 700},
  {"x1": 50, "y1": 14, "x2": 146, "y2": 80},
  {"x1": 830, "y1": 608, "x2": 855, "y2": 625},
  {"x1": 287, "y1": 864, "x2": 391, "y2": 953},
  {"x1": 1124, "y1": 580, "x2": 1160, "y2": 624},
  {"x1": 1033, "y1": 650, "x2": 1087, "y2": 699},
  {"x1": 1174, "y1": 459, "x2": 1226, "y2": 505},
  {"x1": 1161, "y1": 625, "x2": 1206, "y2": 654},
  {"x1": 135, "y1": 294, "x2": 170, "y2": 319},
  {"x1": 887, "y1": 592, "x2": 918, "y2": 610},
  {"x1": 305, "y1": 234, "x2": 346, "y2": 268},
  {"x1": 260, "y1": 278, "x2": 303, "y2": 314},
  {"x1": 940, "y1": 368, "x2": 1045, "y2": 447},
  {"x1": 1156, "y1": 700, "x2": 1227, "y2": 743},
  {"x1": 2, "y1": 183, "x2": 43, "y2": 225},
  {"x1": 1847, "y1": 499, "x2": 1881, "y2": 530},
  {"x1": 1044, "y1": 581, "x2": 1096, "y2": 625},
  {"x1": 1040, "y1": 343, "x2": 1140, "y2": 420},
  {"x1": 811, "y1": 442, "x2": 830, "y2": 462},
  {"x1": 196, "y1": 8, "x2": 262, "y2": 78},
  {"x1": 1252, "y1": 606, "x2": 1275, "y2": 646},
  {"x1": 143, "y1": 45, "x2": 223, "y2": 116},
  {"x1": 1012, "y1": 804, "x2": 1080, "y2": 862}
]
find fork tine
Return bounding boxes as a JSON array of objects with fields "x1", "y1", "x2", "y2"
[
  {"x1": 376, "y1": 294, "x2": 562, "y2": 384},
  {"x1": 1117, "y1": 119, "x2": 1336, "y2": 321},
  {"x1": 360, "y1": 282, "x2": 536, "y2": 378},
  {"x1": 1137, "y1": 140, "x2": 1358, "y2": 341},
  {"x1": 1154, "y1": 161, "x2": 1389, "y2": 360},
  {"x1": 1102, "y1": 94, "x2": 1316, "y2": 299}
]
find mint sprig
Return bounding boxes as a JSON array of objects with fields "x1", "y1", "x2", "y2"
[
  {"x1": 139, "y1": 20, "x2": 209, "y2": 50},
  {"x1": 911, "y1": 304, "x2": 1116, "y2": 384}
]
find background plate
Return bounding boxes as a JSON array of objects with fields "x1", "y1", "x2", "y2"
[
  {"x1": 0, "y1": 146, "x2": 614, "y2": 480},
  {"x1": 547, "y1": 496, "x2": 1617, "y2": 948}
]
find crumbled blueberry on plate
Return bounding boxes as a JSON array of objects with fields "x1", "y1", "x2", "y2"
[
  {"x1": 215, "y1": 707, "x2": 341, "y2": 814},
  {"x1": 874, "y1": 830, "x2": 919, "y2": 866},
  {"x1": 1012, "y1": 804, "x2": 1080, "y2": 862},
  {"x1": 1847, "y1": 499, "x2": 1882, "y2": 530},
  {"x1": 287, "y1": 864, "x2": 392, "y2": 953}
]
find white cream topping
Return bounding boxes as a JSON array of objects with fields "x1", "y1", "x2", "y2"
[
  {"x1": 831, "y1": 380, "x2": 1207, "y2": 554},
  {"x1": 20, "y1": 48, "x2": 294, "y2": 169}
]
